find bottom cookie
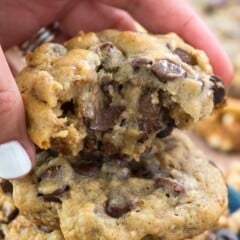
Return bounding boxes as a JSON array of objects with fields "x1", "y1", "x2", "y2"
[{"x1": 11, "y1": 130, "x2": 227, "y2": 240}]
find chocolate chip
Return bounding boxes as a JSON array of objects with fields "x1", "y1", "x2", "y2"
[
  {"x1": 72, "y1": 161, "x2": 99, "y2": 177},
  {"x1": 131, "y1": 57, "x2": 152, "y2": 71},
  {"x1": 138, "y1": 90, "x2": 161, "y2": 119},
  {"x1": 0, "y1": 180, "x2": 13, "y2": 194},
  {"x1": 155, "y1": 178, "x2": 185, "y2": 196},
  {"x1": 138, "y1": 90, "x2": 175, "y2": 136},
  {"x1": 174, "y1": 48, "x2": 196, "y2": 65},
  {"x1": 38, "y1": 166, "x2": 61, "y2": 182},
  {"x1": 215, "y1": 229, "x2": 238, "y2": 240},
  {"x1": 38, "y1": 185, "x2": 69, "y2": 203},
  {"x1": 0, "y1": 208, "x2": 19, "y2": 224},
  {"x1": 105, "y1": 196, "x2": 134, "y2": 218},
  {"x1": 90, "y1": 106, "x2": 125, "y2": 131},
  {"x1": 61, "y1": 100, "x2": 75, "y2": 115},
  {"x1": 0, "y1": 229, "x2": 4, "y2": 240},
  {"x1": 138, "y1": 90, "x2": 162, "y2": 134},
  {"x1": 103, "y1": 142, "x2": 119, "y2": 157},
  {"x1": 210, "y1": 75, "x2": 225, "y2": 106},
  {"x1": 38, "y1": 225, "x2": 54, "y2": 233},
  {"x1": 6, "y1": 208, "x2": 19, "y2": 223},
  {"x1": 152, "y1": 59, "x2": 186, "y2": 82}
]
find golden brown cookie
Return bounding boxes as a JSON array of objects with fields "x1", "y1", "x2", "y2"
[
  {"x1": 16, "y1": 30, "x2": 225, "y2": 159},
  {"x1": 12, "y1": 131, "x2": 227, "y2": 240}
]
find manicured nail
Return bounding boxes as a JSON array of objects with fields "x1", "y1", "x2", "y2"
[{"x1": 0, "y1": 141, "x2": 31, "y2": 179}]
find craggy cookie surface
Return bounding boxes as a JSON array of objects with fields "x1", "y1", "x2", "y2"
[
  {"x1": 0, "y1": 180, "x2": 64, "y2": 240},
  {"x1": 12, "y1": 131, "x2": 227, "y2": 240},
  {"x1": 16, "y1": 30, "x2": 225, "y2": 158}
]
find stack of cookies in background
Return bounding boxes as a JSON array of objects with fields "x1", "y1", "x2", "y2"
[
  {"x1": 0, "y1": 30, "x2": 231, "y2": 239},
  {"x1": 188, "y1": 0, "x2": 240, "y2": 152}
]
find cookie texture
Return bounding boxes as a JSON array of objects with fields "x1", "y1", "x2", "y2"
[
  {"x1": 12, "y1": 131, "x2": 227, "y2": 240},
  {"x1": 16, "y1": 30, "x2": 225, "y2": 158},
  {"x1": 0, "y1": 180, "x2": 64, "y2": 240}
]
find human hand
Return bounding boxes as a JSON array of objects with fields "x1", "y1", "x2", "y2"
[{"x1": 0, "y1": 0, "x2": 233, "y2": 179}]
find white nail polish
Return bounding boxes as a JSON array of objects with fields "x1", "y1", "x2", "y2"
[{"x1": 0, "y1": 141, "x2": 31, "y2": 179}]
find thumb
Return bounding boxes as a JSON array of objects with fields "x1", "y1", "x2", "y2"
[{"x1": 0, "y1": 46, "x2": 35, "y2": 179}]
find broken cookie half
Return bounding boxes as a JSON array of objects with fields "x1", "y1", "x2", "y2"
[{"x1": 16, "y1": 30, "x2": 225, "y2": 159}]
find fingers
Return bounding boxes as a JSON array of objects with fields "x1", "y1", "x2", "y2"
[
  {"x1": 0, "y1": 0, "x2": 136, "y2": 49},
  {"x1": 60, "y1": 0, "x2": 136, "y2": 36},
  {"x1": 0, "y1": 0, "x2": 69, "y2": 49},
  {"x1": 0, "y1": 47, "x2": 35, "y2": 179},
  {"x1": 96, "y1": 0, "x2": 233, "y2": 83}
]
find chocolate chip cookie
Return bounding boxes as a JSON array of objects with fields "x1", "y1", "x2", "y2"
[
  {"x1": 11, "y1": 131, "x2": 227, "y2": 240},
  {"x1": 0, "y1": 180, "x2": 64, "y2": 240},
  {"x1": 16, "y1": 30, "x2": 225, "y2": 159}
]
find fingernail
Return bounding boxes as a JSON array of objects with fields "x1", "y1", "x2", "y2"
[{"x1": 0, "y1": 141, "x2": 31, "y2": 179}]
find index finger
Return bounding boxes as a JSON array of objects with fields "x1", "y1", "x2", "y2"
[{"x1": 97, "y1": 0, "x2": 233, "y2": 84}]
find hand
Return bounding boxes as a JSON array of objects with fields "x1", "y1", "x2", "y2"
[{"x1": 0, "y1": 0, "x2": 233, "y2": 179}]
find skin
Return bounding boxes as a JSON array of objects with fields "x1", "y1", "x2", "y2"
[{"x1": 0, "y1": 0, "x2": 233, "y2": 167}]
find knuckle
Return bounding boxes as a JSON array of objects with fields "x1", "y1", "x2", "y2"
[{"x1": 0, "y1": 89, "x2": 19, "y2": 115}]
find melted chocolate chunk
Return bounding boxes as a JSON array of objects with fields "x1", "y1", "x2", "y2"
[
  {"x1": 138, "y1": 90, "x2": 162, "y2": 134},
  {"x1": 215, "y1": 228, "x2": 238, "y2": 240},
  {"x1": 138, "y1": 90, "x2": 175, "y2": 136},
  {"x1": 61, "y1": 100, "x2": 75, "y2": 115},
  {"x1": 105, "y1": 196, "x2": 134, "y2": 218},
  {"x1": 152, "y1": 59, "x2": 186, "y2": 82},
  {"x1": 0, "y1": 180, "x2": 13, "y2": 194},
  {"x1": 155, "y1": 178, "x2": 185, "y2": 196},
  {"x1": 6, "y1": 208, "x2": 19, "y2": 223},
  {"x1": 131, "y1": 57, "x2": 152, "y2": 71},
  {"x1": 38, "y1": 166, "x2": 61, "y2": 182},
  {"x1": 90, "y1": 106, "x2": 125, "y2": 131},
  {"x1": 103, "y1": 142, "x2": 119, "y2": 157},
  {"x1": 0, "y1": 229, "x2": 4, "y2": 240},
  {"x1": 210, "y1": 75, "x2": 225, "y2": 106},
  {"x1": 38, "y1": 186, "x2": 69, "y2": 203},
  {"x1": 174, "y1": 48, "x2": 196, "y2": 65}
]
